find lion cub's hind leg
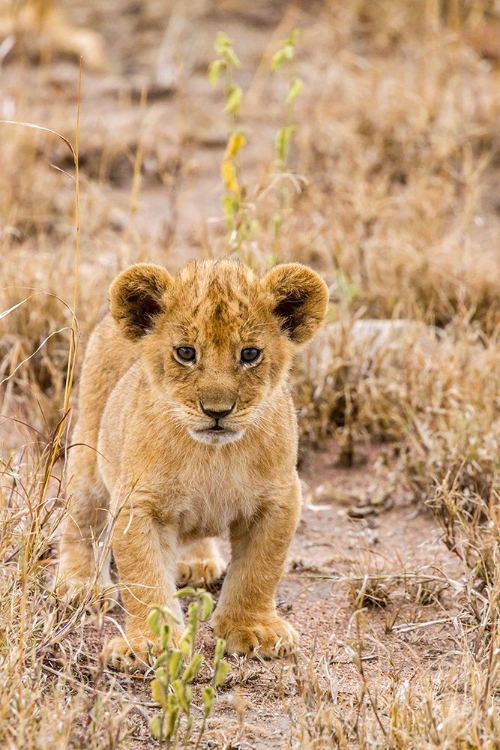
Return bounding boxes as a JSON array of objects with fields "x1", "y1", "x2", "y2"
[
  {"x1": 176, "y1": 538, "x2": 227, "y2": 588},
  {"x1": 58, "y1": 451, "x2": 118, "y2": 610}
]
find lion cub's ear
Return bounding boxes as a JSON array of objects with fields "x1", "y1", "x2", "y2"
[
  {"x1": 110, "y1": 263, "x2": 172, "y2": 340},
  {"x1": 263, "y1": 263, "x2": 329, "y2": 344}
]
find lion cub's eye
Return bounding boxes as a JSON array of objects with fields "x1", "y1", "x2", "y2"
[
  {"x1": 175, "y1": 346, "x2": 196, "y2": 363},
  {"x1": 241, "y1": 347, "x2": 261, "y2": 364}
]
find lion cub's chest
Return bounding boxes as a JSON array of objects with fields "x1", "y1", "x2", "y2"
[{"x1": 175, "y1": 452, "x2": 262, "y2": 540}]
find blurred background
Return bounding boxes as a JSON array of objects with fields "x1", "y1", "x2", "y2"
[{"x1": 2, "y1": 0, "x2": 500, "y2": 433}]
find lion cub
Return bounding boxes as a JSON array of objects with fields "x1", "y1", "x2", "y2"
[{"x1": 58, "y1": 259, "x2": 328, "y2": 669}]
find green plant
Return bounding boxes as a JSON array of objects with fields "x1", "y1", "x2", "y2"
[
  {"x1": 209, "y1": 29, "x2": 305, "y2": 257},
  {"x1": 271, "y1": 29, "x2": 303, "y2": 169},
  {"x1": 209, "y1": 32, "x2": 246, "y2": 243},
  {"x1": 147, "y1": 588, "x2": 231, "y2": 747}
]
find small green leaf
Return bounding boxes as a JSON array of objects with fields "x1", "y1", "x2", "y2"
[
  {"x1": 214, "y1": 659, "x2": 231, "y2": 687},
  {"x1": 225, "y1": 85, "x2": 242, "y2": 114},
  {"x1": 174, "y1": 586, "x2": 197, "y2": 599},
  {"x1": 271, "y1": 49, "x2": 287, "y2": 71},
  {"x1": 188, "y1": 601, "x2": 199, "y2": 629},
  {"x1": 214, "y1": 31, "x2": 232, "y2": 54},
  {"x1": 285, "y1": 77, "x2": 304, "y2": 106},
  {"x1": 271, "y1": 29, "x2": 299, "y2": 70},
  {"x1": 275, "y1": 125, "x2": 295, "y2": 163},
  {"x1": 179, "y1": 624, "x2": 194, "y2": 656},
  {"x1": 149, "y1": 604, "x2": 181, "y2": 626},
  {"x1": 214, "y1": 637, "x2": 226, "y2": 666},
  {"x1": 149, "y1": 714, "x2": 163, "y2": 740},
  {"x1": 183, "y1": 652, "x2": 204, "y2": 683},
  {"x1": 172, "y1": 678, "x2": 191, "y2": 713},
  {"x1": 151, "y1": 678, "x2": 169, "y2": 711},
  {"x1": 160, "y1": 623, "x2": 171, "y2": 651},
  {"x1": 222, "y1": 193, "x2": 238, "y2": 222},
  {"x1": 209, "y1": 58, "x2": 225, "y2": 85},
  {"x1": 168, "y1": 649, "x2": 183, "y2": 680},
  {"x1": 271, "y1": 44, "x2": 294, "y2": 71},
  {"x1": 165, "y1": 695, "x2": 179, "y2": 740},
  {"x1": 202, "y1": 686, "x2": 215, "y2": 718},
  {"x1": 164, "y1": 605, "x2": 181, "y2": 623},
  {"x1": 200, "y1": 591, "x2": 214, "y2": 622},
  {"x1": 155, "y1": 665, "x2": 168, "y2": 685},
  {"x1": 147, "y1": 607, "x2": 161, "y2": 637},
  {"x1": 153, "y1": 652, "x2": 167, "y2": 669}
]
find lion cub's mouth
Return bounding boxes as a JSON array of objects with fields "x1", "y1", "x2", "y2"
[{"x1": 189, "y1": 423, "x2": 245, "y2": 445}]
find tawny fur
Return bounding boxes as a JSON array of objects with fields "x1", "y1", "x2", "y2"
[
  {"x1": 58, "y1": 259, "x2": 329, "y2": 670},
  {"x1": 0, "y1": 0, "x2": 106, "y2": 70}
]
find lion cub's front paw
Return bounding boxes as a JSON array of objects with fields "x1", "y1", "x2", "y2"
[
  {"x1": 213, "y1": 614, "x2": 299, "y2": 658},
  {"x1": 176, "y1": 556, "x2": 227, "y2": 587},
  {"x1": 103, "y1": 634, "x2": 159, "y2": 672}
]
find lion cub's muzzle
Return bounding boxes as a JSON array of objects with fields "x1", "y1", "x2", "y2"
[{"x1": 189, "y1": 399, "x2": 243, "y2": 445}]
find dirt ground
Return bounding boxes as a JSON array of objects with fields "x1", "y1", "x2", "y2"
[
  {"x1": 0, "y1": 1, "x2": 487, "y2": 747},
  {"x1": 65, "y1": 441, "x2": 463, "y2": 747}
]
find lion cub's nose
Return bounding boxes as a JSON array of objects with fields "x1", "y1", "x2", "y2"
[{"x1": 200, "y1": 402, "x2": 235, "y2": 420}]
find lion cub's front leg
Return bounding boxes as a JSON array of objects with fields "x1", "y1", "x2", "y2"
[
  {"x1": 103, "y1": 493, "x2": 183, "y2": 671},
  {"x1": 212, "y1": 480, "x2": 301, "y2": 658}
]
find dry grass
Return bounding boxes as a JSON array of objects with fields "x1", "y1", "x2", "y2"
[{"x1": 4, "y1": 0, "x2": 500, "y2": 746}]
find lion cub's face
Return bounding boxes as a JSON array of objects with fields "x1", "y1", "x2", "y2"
[{"x1": 110, "y1": 260, "x2": 329, "y2": 446}]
